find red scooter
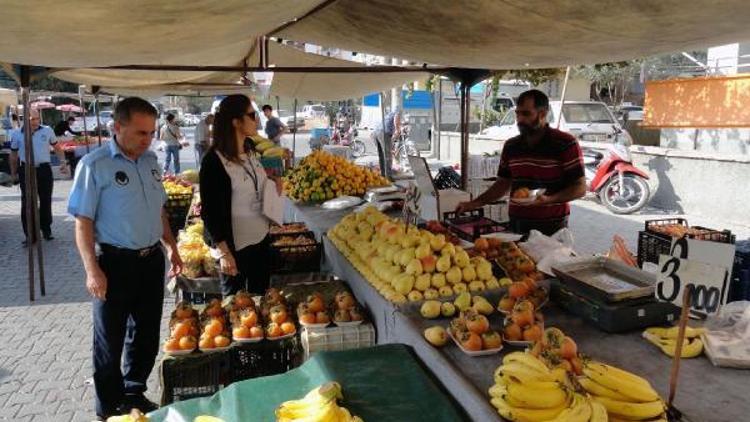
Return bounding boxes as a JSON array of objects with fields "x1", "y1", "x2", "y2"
[{"x1": 584, "y1": 128, "x2": 650, "y2": 214}]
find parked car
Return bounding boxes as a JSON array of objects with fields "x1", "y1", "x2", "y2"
[
  {"x1": 278, "y1": 110, "x2": 305, "y2": 132},
  {"x1": 300, "y1": 104, "x2": 326, "y2": 119},
  {"x1": 481, "y1": 100, "x2": 633, "y2": 145}
]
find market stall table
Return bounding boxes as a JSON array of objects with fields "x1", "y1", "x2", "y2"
[
  {"x1": 323, "y1": 233, "x2": 750, "y2": 422},
  {"x1": 150, "y1": 344, "x2": 469, "y2": 422}
]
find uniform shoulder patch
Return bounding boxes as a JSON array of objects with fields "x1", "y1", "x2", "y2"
[{"x1": 115, "y1": 171, "x2": 129, "y2": 186}]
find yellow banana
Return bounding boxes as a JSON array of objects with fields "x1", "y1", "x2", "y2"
[
  {"x1": 593, "y1": 396, "x2": 666, "y2": 420},
  {"x1": 550, "y1": 367, "x2": 569, "y2": 385},
  {"x1": 586, "y1": 362, "x2": 651, "y2": 388},
  {"x1": 489, "y1": 383, "x2": 507, "y2": 398},
  {"x1": 578, "y1": 376, "x2": 631, "y2": 401},
  {"x1": 583, "y1": 363, "x2": 659, "y2": 403},
  {"x1": 496, "y1": 362, "x2": 554, "y2": 385},
  {"x1": 644, "y1": 326, "x2": 705, "y2": 339},
  {"x1": 588, "y1": 400, "x2": 608, "y2": 422},
  {"x1": 506, "y1": 380, "x2": 568, "y2": 409},
  {"x1": 643, "y1": 333, "x2": 703, "y2": 358},
  {"x1": 491, "y1": 396, "x2": 567, "y2": 422},
  {"x1": 275, "y1": 383, "x2": 343, "y2": 420},
  {"x1": 503, "y1": 351, "x2": 551, "y2": 375},
  {"x1": 547, "y1": 393, "x2": 591, "y2": 422}
]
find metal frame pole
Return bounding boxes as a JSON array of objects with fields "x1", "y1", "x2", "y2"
[
  {"x1": 292, "y1": 98, "x2": 297, "y2": 161},
  {"x1": 93, "y1": 86, "x2": 102, "y2": 147},
  {"x1": 379, "y1": 92, "x2": 388, "y2": 178},
  {"x1": 79, "y1": 86, "x2": 90, "y2": 153},
  {"x1": 436, "y1": 77, "x2": 443, "y2": 160},
  {"x1": 459, "y1": 82, "x2": 470, "y2": 190},
  {"x1": 556, "y1": 66, "x2": 571, "y2": 130}
]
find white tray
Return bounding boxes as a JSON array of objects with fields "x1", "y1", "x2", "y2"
[
  {"x1": 504, "y1": 339, "x2": 533, "y2": 347},
  {"x1": 300, "y1": 321, "x2": 331, "y2": 329},
  {"x1": 267, "y1": 332, "x2": 296, "y2": 341},
  {"x1": 235, "y1": 336, "x2": 264, "y2": 344},
  {"x1": 448, "y1": 330, "x2": 503, "y2": 356},
  {"x1": 511, "y1": 188, "x2": 545, "y2": 204},
  {"x1": 199, "y1": 344, "x2": 232, "y2": 353},
  {"x1": 164, "y1": 348, "x2": 194, "y2": 356}
]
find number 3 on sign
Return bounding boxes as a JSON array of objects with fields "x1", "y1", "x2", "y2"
[{"x1": 656, "y1": 255, "x2": 729, "y2": 316}]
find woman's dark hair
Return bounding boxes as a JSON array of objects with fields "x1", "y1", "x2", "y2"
[{"x1": 211, "y1": 94, "x2": 255, "y2": 162}]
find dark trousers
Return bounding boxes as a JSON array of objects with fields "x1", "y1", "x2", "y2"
[
  {"x1": 93, "y1": 247, "x2": 165, "y2": 416},
  {"x1": 220, "y1": 235, "x2": 271, "y2": 296},
  {"x1": 509, "y1": 216, "x2": 569, "y2": 237},
  {"x1": 18, "y1": 163, "x2": 53, "y2": 238}
]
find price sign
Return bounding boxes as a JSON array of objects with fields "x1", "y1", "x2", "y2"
[{"x1": 656, "y1": 255, "x2": 729, "y2": 316}]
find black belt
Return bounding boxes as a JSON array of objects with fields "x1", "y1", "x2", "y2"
[
  {"x1": 20, "y1": 162, "x2": 51, "y2": 168},
  {"x1": 100, "y1": 242, "x2": 162, "y2": 258}
]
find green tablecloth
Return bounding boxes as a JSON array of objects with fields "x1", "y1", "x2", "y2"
[{"x1": 149, "y1": 344, "x2": 469, "y2": 422}]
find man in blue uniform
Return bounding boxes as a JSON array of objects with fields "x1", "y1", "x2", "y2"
[
  {"x1": 10, "y1": 108, "x2": 69, "y2": 244},
  {"x1": 68, "y1": 97, "x2": 183, "y2": 420}
]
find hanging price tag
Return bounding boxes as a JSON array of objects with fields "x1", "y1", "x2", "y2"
[{"x1": 656, "y1": 255, "x2": 729, "y2": 317}]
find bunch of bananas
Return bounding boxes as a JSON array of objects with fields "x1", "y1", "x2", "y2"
[
  {"x1": 642, "y1": 326, "x2": 705, "y2": 358},
  {"x1": 275, "y1": 382, "x2": 363, "y2": 422},
  {"x1": 163, "y1": 180, "x2": 193, "y2": 196},
  {"x1": 283, "y1": 150, "x2": 389, "y2": 202},
  {"x1": 489, "y1": 352, "x2": 607, "y2": 421},
  {"x1": 580, "y1": 361, "x2": 666, "y2": 421}
]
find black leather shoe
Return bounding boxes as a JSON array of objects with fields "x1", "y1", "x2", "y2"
[
  {"x1": 43, "y1": 233, "x2": 54, "y2": 241},
  {"x1": 121, "y1": 393, "x2": 159, "y2": 413}
]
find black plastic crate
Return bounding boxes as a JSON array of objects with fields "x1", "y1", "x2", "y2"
[
  {"x1": 270, "y1": 232, "x2": 321, "y2": 273},
  {"x1": 638, "y1": 220, "x2": 735, "y2": 268},
  {"x1": 442, "y1": 208, "x2": 507, "y2": 242},
  {"x1": 269, "y1": 222, "x2": 310, "y2": 239},
  {"x1": 644, "y1": 218, "x2": 734, "y2": 242},
  {"x1": 729, "y1": 240, "x2": 750, "y2": 301},
  {"x1": 160, "y1": 351, "x2": 232, "y2": 405},
  {"x1": 231, "y1": 337, "x2": 301, "y2": 382}
]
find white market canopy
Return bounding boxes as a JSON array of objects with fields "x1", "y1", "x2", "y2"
[{"x1": 2, "y1": 0, "x2": 750, "y2": 97}]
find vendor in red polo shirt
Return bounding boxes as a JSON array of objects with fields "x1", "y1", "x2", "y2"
[{"x1": 456, "y1": 89, "x2": 586, "y2": 236}]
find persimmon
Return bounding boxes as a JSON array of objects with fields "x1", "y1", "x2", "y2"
[
  {"x1": 174, "y1": 304, "x2": 194, "y2": 320},
  {"x1": 205, "y1": 304, "x2": 224, "y2": 318},
  {"x1": 516, "y1": 257, "x2": 535, "y2": 273},
  {"x1": 249, "y1": 326, "x2": 264, "y2": 338},
  {"x1": 474, "y1": 238, "x2": 489, "y2": 251},
  {"x1": 270, "y1": 306, "x2": 288, "y2": 324},
  {"x1": 306, "y1": 295, "x2": 325, "y2": 313},
  {"x1": 503, "y1": 322, "x2": 523, "y2": 341},
  {"x1": 523, "y1": 324, "x2": 543, "y2": 342},
  {"x1": 280, "y1": 322, "x2": 296, "y2": 335},
  {"x1": 164, "y1": 338, "x2": 180, "y2": 352},
  {"x1": 466, "y1": 313, "x2": 490, "y2": 335},
  {"x1": 570, "y1": 357, "x2": 583, "y2": 375},
  {"x1": 560, "y1": 336, "x2": 578, "y2": 359},
  {"x1": 508, "y1": 282, "x2": 530, "y2": 299},
  {"x1": 481, "y1": 331, "x2": 503, "y2": 349},
  {"x1": 199, "y1": 336, "x2": 215, "y2": 349},
  {"x1": 522, "y1": 277, "x2": 538, "y2": 291},
  {"x1": 266, "y1": 323, "x2": 283, "y2": 338},
  {"x1": 335, "y1": 292, "x2": 356, "y2": 310},
  {"x1": 233, "y1": 326, "x2": 251, "y2": 339},
  {"x1": 204, "y1": 319, "x2": 223, "y2": 337},
  {"x1": 511, "y1": 301, "x2": 535, "y2": 327},
  {"x1": 179, "y1": 336, "x2": 197, "y2": 350},
  {"x1": 299, "y1": 313, "x2": 316, "y2": 325},
  {"x1": 459, "y1": 331, "x2": 482, "y2": 351},
  {"x1": 315, "y1": 311, "x2": 330, "y2": 324},
  {"x1": 214, "y1": 335, "x2": 231, "y2": 348},
  {"x1": 498, "y1": 296, "x2": 516, "y2": 313},
  {"x1": 349, "y1": 308, "x2": 364, "y2": 321},
  {"x1": 171, "y1": 322, "x2": 191, "y2": 338},
  {"x1": 235, "y1": 294, "x2": 253, "y2": 309},
  {"x1": 558, "y1": 359, "x2": 573, "y2": 373},
  {"x1": 240, "y1": 311, "x2": 258, "y2": 328}
]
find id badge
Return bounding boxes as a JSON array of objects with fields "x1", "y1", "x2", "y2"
[{"x1": 250, "y1": 193, "x2": 262, "y2": 212}]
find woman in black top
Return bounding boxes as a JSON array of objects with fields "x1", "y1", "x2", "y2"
[{"x1": 199, "y1": 95, "x2": 277, "y2": 295}]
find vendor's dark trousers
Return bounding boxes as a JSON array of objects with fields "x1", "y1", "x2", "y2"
[
  {"x1": 92, "y1": 247, "x2": 165, "y2": 417},
  {"x1": 18, "y1": 163, "x2": 53, "y2": 239},
  {"x1": 220, "y1": 236, "x2": 271, "y2": 296},
  {"x1": 509, "y1": 217, "x2": 569, "y2": 237}
]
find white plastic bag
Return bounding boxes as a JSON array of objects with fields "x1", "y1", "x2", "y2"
[
  {"x1": 519, "y1": 229, "x2": 577, "y2": 276},
  {"x1": 321, "y1": 195, "x2": 363, "y2": 210},
  {"x1": 703, "y1": 301, "x2": 750, "y2": 368}
]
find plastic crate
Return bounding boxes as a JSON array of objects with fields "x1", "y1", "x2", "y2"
[
  {"x1": 729, "y1": 240, "x2": 750, "y2": 302},
  {"x1": 637, "y1": 221, "x2": 735, "y2": 268},
  {"x1": 231, "y1": 337, "x2": 301, "y2": 383},
  {"x1": 160, "y1": 351, "x2": 232, "y2": 405},
  {"x1": 270, "y1": 232, "x2": 322, "y2": 273},
  {"x1": 442, "y1": 208, "x2": 508, "y2": 242},
  {"x1": 301, "y1": 323, "x2": 375, "y2": 360},
  {"x1": 269, "y1": 222, "x2": 310, "y2": 238}
]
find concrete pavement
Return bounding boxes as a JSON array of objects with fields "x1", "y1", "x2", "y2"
[{"x1": 0, "y1": 132, "x2": 747, "y2": 421}]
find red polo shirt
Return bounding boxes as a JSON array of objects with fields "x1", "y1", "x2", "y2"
[{"x1": 497, "y1": 126, "x2": 584, "y2": 225}]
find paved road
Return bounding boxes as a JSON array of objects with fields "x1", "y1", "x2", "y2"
[{"x1": 0, "y1": 131, "x2": 747, "y2": 421}]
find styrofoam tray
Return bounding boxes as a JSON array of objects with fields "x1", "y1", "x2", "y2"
[
  {"x1": 235, "y1": 336, "x2": 264, "y2": 344},
  {"x1": 267, "y1": 332, "x2": 296, "y2": 341},
  {"x1": 164, "y1": 348, "x2": 194, "y2": 356},
  {"x1": 334, "y1": 320, "x2": 364, "y2": 327},
  {"x1": 300, "y1": 321, "x2": 331, "y2": 329},
  {"x1": 199, "y1": 344, "x2": 232, "y2": 353},
  {"x1": 448, "y1": 330, "x2": 503, "y2": 356},
  {"x1": 504, "y1": 339, "x2": 533, "y2": 347}
]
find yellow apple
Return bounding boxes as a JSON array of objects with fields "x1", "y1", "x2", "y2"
[
  {"x1": 415, "y1": 273, "x2": 432, "y2": 292},
  {"x1": 431, "y1": 273, "x2": 447, "y2": 289},
  {"x1": 446, "y1": 266, "x2": 463, "y2": 284},
  {"x1": 462, "y1": 265, "x2": 477, "y2": 282},
  {"x1": 424, "y1": 326, "x2": 448, "y2": 347},
  {"x1": 398, "y1": 247, "x2": 416, "y2": 267},
  {"x1": 415, "y1": 243, "x2": 432, "y2": 260},
  {"x1": 441, "y1": 302, "x2": 457, "y2": 317},
  {"x1": 453, "y1": 282, "x2": 468, "y2": 294},
  {"x1": 423, "y1": 288, "x2": 440, "y2": 300},
  {"x1": 408, "y1": 290, "x2": 424, "y2": 302},
  {"x1": 393, "y1": 274, "x2": 415, "y2": 295},
  {"x1": 454, "y1": 249, "x2": 470, "y2": 268},
  {"x1": 441, "y1": 243, "x2": 456, "y2": 257},
  {"x1": 436, "y1": 255, "x2": 452, "y2": 273},
  {"x1": 439, "y1": 285, "x2": 454, "y2": 297},
  {"x1": 430, "y1": 233, "x2": 447, "y2": 251},
  {"x1": 468, "y1": 280, "x2": 486, "y2": 292},
  {"x1": 485, "y1": 277, "x2": 500, "y2": 290},
  {"x1": 405, "y1": 258, "x2": 424, "y2": 276},
  {"x1": 420, "y1": 300, "x2": 442, "y2": 318}
]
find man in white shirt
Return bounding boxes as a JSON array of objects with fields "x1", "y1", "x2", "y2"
[{"x1": 194, "y1": 113, "x2": 213, "y2": 166}]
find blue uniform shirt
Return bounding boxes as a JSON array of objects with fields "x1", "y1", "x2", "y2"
[
  {"x1": 10, "y1": 125, "x2": 57, "y2": 164},
  {"x1": 67, "y1": 140, "x2": 167, "y2": 249}
]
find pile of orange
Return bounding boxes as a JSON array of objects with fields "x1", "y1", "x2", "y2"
[
  {"x1": 261, "y1": 288, "x2": 296, "y2": 339},
  {"x1": 449, "y1": 309, "x2": 502, "y2": 352},
  {"x1": 502, "y1": 299, "x2": 543, "y2": 343},
  {"x1": 198, "y1": 299, "x2": 231, "y2": 350},
  {"x1": 229, "y1": 290, "x2": 264, "y2": 340}
]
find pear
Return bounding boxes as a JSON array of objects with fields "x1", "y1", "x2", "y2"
[
  {"x1": 439, "y1": 285, "x2": 454, "y2": 298},
  {"x1": 431, "y1": 273, "x2": 447, "y2": 289},
  {"x1": 472, "y1": 296, "x2": 494, "y2": 315},
  {"x1": 424, "y1": 326, "x2": 448, "y2": 347},
  {"x1": 415, "y1": 273, "x2": 432, "y2": 292},
  {"x1": 420, "y1": 255, "x2": 438, "y2": 273},
  {"x1": 405, "y1": 258, "x2": 424, "y2": 276},
  {"x1": 498, "y1": 277, "x2": 513, "y2": 287},
  {"x1": 436, "y1": 255, "x2": 452, "y2": 273},
  {"x1": 420, "y1": 300, "x2": 442, "y2": 318},
  {"x1": 430, "y1": 233, "x2": 447, "y2": 251},
  {"x1": 462, "y1": 265, "x2": 477, "y2": 282},
  {"x1": 398, "y1": 247, "x2": 416, "y2": 267},
  {"x1": 485, "y1": 277, "x2": 500, "y2": 290},
  {"x1": 423, "y1": 288, "x2": 440, "y2": 300},
  {"x1": 454, "y1": 249, "x2": 470, "y2": 268},
  {"x1": 441, "y1": 243, "x2": 456, "y2": 257},
  {"x1": 453, "y1": 282, "x2": 468, "y2": 294},
  {"x1": 415, "y1": 243, "x2": 432, "y2": 260},
  {"x1": 408, "y1": 290, "x2": 424, "y2": 302},
  {"x1": 392, "y1": 274, "x2": 415, "y2": 295},
  {"x1": 454, "y1": 291, "x2": 472, "y2": 312},
  {"x1": 468, "y1": 280, "x2": 486, "y2": 293},
  {"x1": 446, "y1": 266, "x2": 463, "y2": 284},
  {"x1": 400, "y1": 233, "x2": 419, "y2": 249},
  {"x1": 476, "y1": 261, "x2": 494, "y2": 281},
  {"x1": 441, "y1": 302, "x2": 457, "y2": 318}
]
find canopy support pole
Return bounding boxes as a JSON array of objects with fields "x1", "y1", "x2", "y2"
[
  {"x1": 79, "y1": 86, "x2": 90, "y2": 153},
  {"x1": 292, "y1": 98, "x2": 297, "y2": 162},
  {"x1": 436, "y1": 77, "x2": 442, "y2": 160},
  {"x1": 557, "y1": 66, "x2": 571, "y2": 130},
  {"x1": 93, "y1": 86, "x2": 102, "y2": 147},
  {"x1": 379, "y1": 92, "x2": 388, "y2": 179}
]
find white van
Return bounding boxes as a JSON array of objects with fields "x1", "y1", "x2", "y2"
[{"x1": 482, "y1": 100, "x2": 633, "y2": 144}]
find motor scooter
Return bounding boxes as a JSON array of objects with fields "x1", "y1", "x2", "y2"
[
  {"x1": 331, "y1": 123, "x2": 365, "y2": 157},
  {"x1": 584, "y1": 127, "x2": 650, "y2": 214}
]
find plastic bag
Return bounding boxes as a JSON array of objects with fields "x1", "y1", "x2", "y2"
[
  {"x1": 703, "y1": 301, "x2": 750, "y2": 368},
  {"x1": 321, "y1": 195, "x2": 363, "y2": 210},
  {"x1": 519, "y1": 229, "x2": 577, "y2": 276}
]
